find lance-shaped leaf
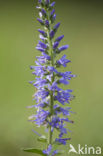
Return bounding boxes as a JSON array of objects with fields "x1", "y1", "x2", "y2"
[{"x1": 23, "y1": 148, "x2": 46, "y2": 155}]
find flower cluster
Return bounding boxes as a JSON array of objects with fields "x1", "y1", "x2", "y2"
[{"x1": 28, "y1": 0, "x2": 75, "y2": 155}]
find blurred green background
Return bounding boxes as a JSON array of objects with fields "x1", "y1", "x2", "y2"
[{"x1": 0, "y1": 0, "x2": 103, "y2": 156}]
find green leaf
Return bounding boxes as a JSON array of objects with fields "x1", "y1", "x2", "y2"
[
  {"x1": 37, "y1": 135, "x2": 47, "y2": 143},
  {"x1": 23, "y1": 148, "x2": 46, "y2": 156}
]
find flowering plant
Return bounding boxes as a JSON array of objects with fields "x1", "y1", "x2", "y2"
[{"x1": 24, "y1": 0, "x2": 75, "y2": 155}]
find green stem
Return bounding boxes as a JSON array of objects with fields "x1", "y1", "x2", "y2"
[
  {"x1": 48, "y1": 32, "x2": 54, "y2": 145},
  {"x1": 44, "y1": 6, "x2": 55, "y2": 147},
  {"x1": 46, "y1": 22, "x2": 55, "y2": 147}
]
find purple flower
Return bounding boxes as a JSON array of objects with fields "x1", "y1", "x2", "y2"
[
  {"x1": 33, "y1": 78, "x2": 47, "y2": 89},
  {"x1": 43, "y1": 145, "x2": 52, "y2": 155},
  {"x1": 59, "y1": 45, "x2": 69, "y2": 52},
  {"x1": 45, "y1": 20, "x2": 49, "y2": 27},
  {"x1": 59, "y1": 123, "x2": 67, "y2": 138},
  {"x1": 54, "y1": 22, "x2": 60, "y2": 31},
  {"x1": 58, "y1": 71, "x2": 75, "y2": 80},
  {"x1": 54, "y1": 89, "x2": 72, "y2": 105},
  {"x1": 54, "y1": 105, "x2": 71, "y2": 116},
  {"x1": 34, "y1": 109, "x2": 50, "y2": 126},
  {"x1": 35, "y1": 88, "x2": 49, "y2": 102},
  {"x1": 38, "y1": 29, "x2": 47, "y2": 37},
  {"x1": 47, "y1": 66, "x2": 58, "y2": 74},
  {"x1": 55, "y1": 138, "x2": 71, "y2": 145},
  {"x1": 34, "y1": 102, "x2": 47, "y2": 108},
  {"x1": 53, "y1": 41, "x2": 59, "y2": 49},
  {"x1": 43, "y1": 145, "x2": 57, "y2": 156},
  {"x1": 37, "y1": 18, "x2": 44, "y2": 25},
  {"x1": 50, "y1": 2, "x2": 56, "y2": 7},
  {"x1": 57, "y1": 55, "x2": 71, "y2": 67},
  {"x1": 55, "y1": 35, "x2": 64, "y2": 42},
  {"x1": 59, "y1": 78, "x2": 69, "y2": 85},
  {"x1": 52, "y1": 14, "x2": 56, "y2": 22},
  {"x1": 36, "y1": 52, "x2": 51, "y2": 64},
  {"x1": 50, "y1": 30, "x2": 55, "y2": 39},
  {"x1": 41, "y1": 8, "x2": 47, "y2": 17},
  {"x1": 38, "y1": 41, "x2": 47, "y2": 49},
  {"x1": 31, "y1": 65, "x2": 46, "y2": 77},
  {"x1": 48, "y1": 81, "x2": 58, "y2": 91},
  {"x1": 50, "y1": 116, "x2": 60, "y2": 128},
  {"x1": 50, "y1": 9, "x2": 55, "y2": 16},
  {"x1": 52, "y1": 150, "x2": 58, "y2": 156},
  {"x1": 42, "y1": 52, "x2": 51, "y2": 60},
  {"x1": 49, "y1": 115, "x2": 71, "y2": 139},
  {"x1": 36, "y1": 47, "x2": 45, "y2": 52}
]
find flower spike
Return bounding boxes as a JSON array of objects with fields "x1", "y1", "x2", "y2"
[{"x1": 27, "y1": 0, "x2": 76, "y2": 155}]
